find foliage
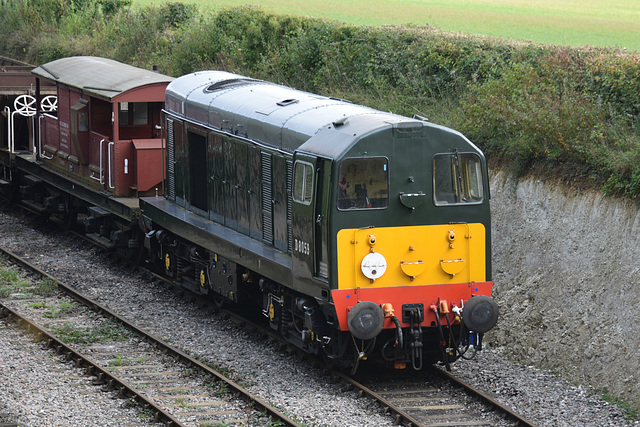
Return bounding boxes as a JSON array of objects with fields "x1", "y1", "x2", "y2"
[
  {"x1": 603, "y1": 392, "x2": 639, "y2": 421},
  {"x1": 458, "y1": 48, "x2": 640, "y2": 198},
  {"x1": 0, "y1": 267, "x2": 19, "y2": 285},
  {"x1": 2, "y1": 2, "x2": 640, "y2": 199},
  {"x1": 33, "y1": 277, "x2": 58, "y2": 297},
  {"x1": 43, "y1": 300, "x2": 76, "y2": 317},
  {"x1": 51, "y1": 321, "x2": 132, "y2": 344}
]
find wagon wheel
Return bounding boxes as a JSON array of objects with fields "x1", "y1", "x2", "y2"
[
  {"x1": 14, "y1": 94, "x2": 37, "y2": 117},
  {"x1": 125, "y1": 242, "x2": 145, "y2": 266},
  {"x1": 41, "y1": 95, "x2": 58, "y2": 112},
  {"x1": 54, "y1": 195, "x2": 77, "y2": 230},
  {"x1": 57, "y1": 208, "x2": 78, "y2": 230}
]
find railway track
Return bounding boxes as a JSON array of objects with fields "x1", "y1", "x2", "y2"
[
  {"x1": 0, "y1": 204, "x2": 534, "y2": 426},
  {"x1": 0, "y1": 245, "x2": 297, "y2": 427},
  {"x1": 139, "y1": 277, "x2": 535, "y2": 427},
  {"x1": 340, "y1": 367, "x2": 536, "y2": 427}
]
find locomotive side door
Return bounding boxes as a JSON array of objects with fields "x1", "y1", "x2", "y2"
[
  {"x1": 315, "y1": 158, "x2": 331, "y2": 280},
  {"x1": 291, "y1": 153, "x2": 330, "y2": 293}
]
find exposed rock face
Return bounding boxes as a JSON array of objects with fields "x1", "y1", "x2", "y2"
[{"x1": 488, "y1": 170, "x2": 640, "y2": 406}]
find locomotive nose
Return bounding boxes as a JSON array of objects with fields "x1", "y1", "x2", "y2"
[
  {"x1": 462, "y1": 295, "x2": 499, "y2": 333},
  {"x1": 347, "y1": 301, "x2": 385, "y2": 340}
]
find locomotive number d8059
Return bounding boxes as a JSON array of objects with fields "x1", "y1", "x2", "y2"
[{"x1": 294, "y1": 238, "x2": 311, "y2": 256}]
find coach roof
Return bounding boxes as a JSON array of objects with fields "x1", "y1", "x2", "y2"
[{"x1": 32, "y1": 56, "x2": 173, "y2": 101}]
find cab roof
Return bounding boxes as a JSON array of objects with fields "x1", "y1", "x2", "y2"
[{"x1": 165, "y1": 70, "x2": 425, "y2": 155}]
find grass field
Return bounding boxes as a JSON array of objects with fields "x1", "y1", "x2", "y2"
[{"x1": 135, "y1": 0, "x2": 640, "y2": 51}]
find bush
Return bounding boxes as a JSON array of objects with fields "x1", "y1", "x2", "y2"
[{"x1": 3, "y1": 2, "x2": 640, "y2": 199}]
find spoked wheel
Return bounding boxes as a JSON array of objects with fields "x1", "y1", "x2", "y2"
[
  {"x1": 41, "y1": 95, "x2": 58, "y2": 113},
  {"x1": 14, "y1": 94, "x2": 37, "y2": 117}
]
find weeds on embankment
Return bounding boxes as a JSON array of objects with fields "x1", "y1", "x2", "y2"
[{"x1": 1, "y1": 1, "x2": 640, "y2": 198}]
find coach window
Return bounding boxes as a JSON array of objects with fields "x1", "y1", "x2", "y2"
[
  {"x1": 118, "y1": 102, "x2": 148, "y2": 126},
  {"x1": 337, "y1": 157, "x2": 389, "y2": 210},
  {"x1": 433, "y1": 152, "x2": 484, "y2": 205},
  {"x1": 293, "y1": 161, "x2": 314, "y2": 204}
]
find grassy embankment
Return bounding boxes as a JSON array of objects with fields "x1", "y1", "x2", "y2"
[
  {"x1": 1, "y1": 0, "x2": 639, "y2": 199},
  {"x1": 136, "y1": 0, "x2": 640, "y2": 52}
]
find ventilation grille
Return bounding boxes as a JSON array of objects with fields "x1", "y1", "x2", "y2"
[
  {"x1": 261, "y1": 152, "x2": 273, "y2": 245},
  {"x1": 286, "y1": 159, "x2": 293, "y2": 253},
  {"x1": 166, "y1": 119, "x2": 175, "y2": 201}
]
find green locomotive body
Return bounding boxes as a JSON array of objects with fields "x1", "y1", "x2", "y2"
[{"x1": 141, "y1": 71, "x2": 498, "y2": 372}]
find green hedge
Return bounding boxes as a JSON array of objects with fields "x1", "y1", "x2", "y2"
[{"x1": 2, "y1": 1, "x2": 639, "y2": 198}]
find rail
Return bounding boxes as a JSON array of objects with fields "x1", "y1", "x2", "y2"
[
  {"x1": 0, "y1": 244, "x2": 299, "y2": 427},
  {"x1": 0, "y1": 303, "x2": 185, "y2": 426}
]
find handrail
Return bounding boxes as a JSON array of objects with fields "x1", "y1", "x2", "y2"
[
  {"x1": 108, "y1": 141, "x2": 114, "y2": 189},
  {"x1": 9, "y1": 110, "x2": 15, "y2": 154},
  {"x1": 3, "y1": 106, "x2": 10, "y2": 152},
  {"x1": 38, "y1": 115, "x2": 54, "y2": 159},
  {"x1": 90, "y1": 138, "x2": 105, "y2": 184}
]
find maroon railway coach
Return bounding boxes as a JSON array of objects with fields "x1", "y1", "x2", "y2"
[
  {"x1": 9, "y1": 56, "x2": 173, "y2": 252},
  {"x1": 30, "y1": 56, "x2": 173, "y2": 198}
]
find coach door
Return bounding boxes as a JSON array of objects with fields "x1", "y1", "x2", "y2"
[{"x1": 292, "y1": 154, "x2": 330, "y2": 288}]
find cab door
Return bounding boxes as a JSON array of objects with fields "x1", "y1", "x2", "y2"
[{"x1": 291, "y1": 153, "x2": 330, "y2": 292}]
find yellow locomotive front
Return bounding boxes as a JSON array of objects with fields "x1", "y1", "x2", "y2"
[
  {"x1": 324, "y1": 122, "x2": 498, "y2": 371},
  {"x1": 332, "y1": 222, "x2": 495, "y2": 370}
]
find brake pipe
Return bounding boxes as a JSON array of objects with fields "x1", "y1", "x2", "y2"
[{"x1": 431, "y1": 302, "x2": 451, "y2": 371}]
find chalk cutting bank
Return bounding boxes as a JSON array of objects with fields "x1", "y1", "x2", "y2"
[{"x1": 488, "y1": 170, "x2": 640, "y2": 407}]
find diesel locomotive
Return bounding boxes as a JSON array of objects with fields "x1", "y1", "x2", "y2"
[
  {"x1": 141, "y1": 70, "x2": 499, "y2": 372},
  {"x1": 1, "y1": 57, "x2": 498, "y2": 373}
]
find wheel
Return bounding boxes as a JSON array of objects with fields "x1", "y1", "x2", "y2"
[
  {"x1": 41, "y1": 96, "x2": 58, "y2": 113},
  {"x1": 124, "y1": 241, "x2": 144, "y2": 266},
  {"x1": 57, "y1": 211, "x2": 78, "y2": 229},
  {"x1": 212, "y1": 293, "x2": 225, "y2": 308},
  {"x1": 14, "y1": 95, "x2": 37, "y2": 117},
  {"x1": 58, "y1": 195, "x2": 77, "y2": 230}
]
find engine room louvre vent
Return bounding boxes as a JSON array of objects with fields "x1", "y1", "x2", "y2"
[
  {"x1": 261, "y1": 152, "x2": 274, "y2": 246},
  {"x1": 286, "y1": 159, "x2": 293, "y2": 253},
  {"x1": 204, "y1": 78, "x2": 257, "y2": 93},
  {"x1": 166, "y1": 119, "x2": 175, "y2": 201}
]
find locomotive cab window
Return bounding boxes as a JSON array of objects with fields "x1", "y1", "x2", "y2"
[
  {"x1": 433, "y1": 152, "x2": 484, "y2": 205},
  {"x1": 337, "y1": 157, "x2": 389, "y2": 210},
  {"x1": 293, "y1": 161, "x2": 314, "y2": 205}
]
